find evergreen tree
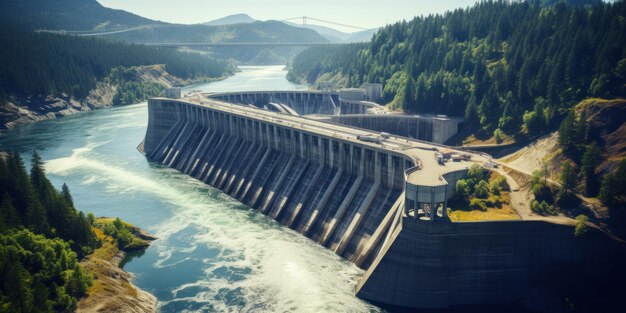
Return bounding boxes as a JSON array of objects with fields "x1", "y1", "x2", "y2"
[
  {"x1": 403, "y1": 76, "x2": 416, "y2": 111},
  {"x1": 0, "y1": 193, "x2": 21, "y2": 229},
  {"x1": 464, "y1": 94, "x2": 480, "y2": 130},
  {"x1": 61, "y1": 183, "x2": 74, "y2": 207},
  {"x1": 581, "y1": 143, "x2": 602, "y2": 196},
  {"x1": 5, "y1": 152, "x2": 36, "y2": 219},
  {"x1": 599, "y1": 159, "x2": 626, "y2": 207},
  {"x1": 559, "y1": 109, "x2": 576, "y2": 152},
  {"x1": 560, "y1": 161, "x2": 577, "y2": 194},
  {"x1": 26, "y1": 201, "x2": 49, "y2": 235}
]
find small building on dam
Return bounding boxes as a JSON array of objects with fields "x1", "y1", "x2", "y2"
[{"x1": 141, "y1": 90, "x2": 626, "y2": 310}]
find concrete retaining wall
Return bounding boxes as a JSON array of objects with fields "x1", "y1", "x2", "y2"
[
  {"x1": 356, "y1": 218, "x2": 626, "y2": 309},
  {"x1": 328, "y1": 114, "x2": 462, "y2": 144}
]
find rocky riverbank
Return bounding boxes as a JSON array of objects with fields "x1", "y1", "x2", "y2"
[
  {"x1": 76, "y1": 218, "x2": 158, "y2": 313},
  {"x1": 0, "y1": 64, "x2": 226, "y2": 129}
]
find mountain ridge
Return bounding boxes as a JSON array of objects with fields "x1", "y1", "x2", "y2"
[{"x1": 204, "y1": 13, "x2": 256, "y2": 26}]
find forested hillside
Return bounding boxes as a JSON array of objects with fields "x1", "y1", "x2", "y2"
[
  {"x1": 0, "y1": 152, "x2": 97, "y2": 311},
  {"x1": 0, "y1": 0, "x2": 158, "y2": 31},
  {"x1": 0, "y1": 22, "x2": 232, "y2": 102},
  {"x1": 289, "y1": 1, "x2": 626, "y2": 139}
]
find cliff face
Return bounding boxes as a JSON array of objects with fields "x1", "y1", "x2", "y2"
[
  {"x1": 579, "y1": 98, "x2": 626, "y2": 172},
  {"x1": 0, "y1": 65, "x2": 188, "y2": 129}
]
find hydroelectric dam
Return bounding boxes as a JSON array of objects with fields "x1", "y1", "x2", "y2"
[{"x1": 140, "y1": 90, "x2": 625, "y2": 310}]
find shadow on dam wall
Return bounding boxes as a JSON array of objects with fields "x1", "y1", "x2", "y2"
[
  {"x1": 142, "y1": 98, "x2": 412, "y2": 268},
  {"x1": 142, "y1": 97, "x2": 626, "y2": 312}
]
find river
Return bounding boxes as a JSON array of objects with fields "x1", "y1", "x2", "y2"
[{"x1": 0, "y1": 66, "x2": 381, "y2": 312}]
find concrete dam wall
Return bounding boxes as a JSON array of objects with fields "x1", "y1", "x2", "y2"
[
  {"x1": 206, "y1": 91, "x2": 342, "y2": 115},
  {"x1": 327, "y1": 114, "x2": 462, "y2": 144},
  {"x1": 206, "y1": 91, "x2": 463, "y2": 143},
  {"x1": 143, "y1": 98, "x2": 413, "y2": 268},
  {"x1": 142, "y1": 96, "x2": 626, "y2": 310},
  {"x1": 357, "y1": 218, "x2": 626, "y2": 309}
]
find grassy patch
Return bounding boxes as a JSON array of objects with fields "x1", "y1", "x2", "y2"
[
  {"x1": 78, "y1": 218, "x2": 152, "y2": 309},
  {"x1": 449, "y1": 170, "x2": 520, "y2": 221},
  {"x1": 462, "y1": 128, "x2": 515, "y2": 146},
  {"x1": 95, "y1": 217, "x2": 151, "y2": 251}
]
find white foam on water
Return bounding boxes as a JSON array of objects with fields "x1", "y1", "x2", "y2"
[
  {"x1": 41, "y1": 65, "x2": 378, "y2": 312},
  {"x1": 44, "y1": 142, "x2": 378, "y2": 312}
]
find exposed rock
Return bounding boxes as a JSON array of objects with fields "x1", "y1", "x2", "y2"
[
  {"x1": 0, "y1": 64, "x2": 209, "y2": 129},
  {"x1": 76, "y1": 250, "x2": 157, "y2": 313},
  {"x1": 578, "y1": 98, "x2": 626, "y2": 173},
  {"x1": 77, "y1": 224, "x2": 158, "y2": 313}
]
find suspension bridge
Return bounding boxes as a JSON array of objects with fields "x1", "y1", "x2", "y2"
[{"x1": 35, "y1": 16, "x2": 369, "y2": 47}]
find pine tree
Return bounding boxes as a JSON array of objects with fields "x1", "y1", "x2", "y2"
[
  {"x1": 599, "y1": 159, "x2": 626, "y2": 207},
  {"x1": 403, "y1": 76, "x2": 416, "y2": 111},
  {"x1": 464, "y1": 93, "x2": 480, "y2": 130},
  {"x1": 0, "y1": 193, "x2": 21, "y2": 228},
  {"x1": 581, "y1": 143, "x2": 602, "y2": 196},
  {"x1": 61, "y1": 183, "x2": 74, "y2": 208},
  {"x1": 559, "y1": 109, "x2": 576, "y2": 152},
  {"x1": 0, "y1": 157, "x2": 9, "y2": 196},
  {"x1": 26, "y1": 201, "x2": 50, "y2": 235},
  {"x1": 30, "y1": 150, "x2": 55, "y2": 207},
  {"x1": 560, "y1": 161, "x2": 577, "y2": 194},
  {"x1": 5, "y1": 152, "x2": 35, "y2": 218}
]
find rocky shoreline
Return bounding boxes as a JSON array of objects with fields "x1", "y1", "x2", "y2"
[
  {"x1": 76, "y1": 220, "x2": 158, "y2": 313},
  {"x1": 0, "y1": 64, "x2": 227, "y2": 129}
]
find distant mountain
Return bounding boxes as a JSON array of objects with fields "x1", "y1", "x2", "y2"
[
  {"x1": 0, "y1": 0, "x2": 160, "y2": 30},
  {"x1": 345, "y1": 29, "x2": 378, "y2": 43},
  {"x1": 283, "y1": 22, "x2": 350, "y2": 42},
  {"x1": 0, "y1": 0, "x2": 328, "y2": 64},
  {"x1": 204, "y1": 14, "x2": 256, "y2": 26},
  {"x1": 283, "y1": 21, "x2": 377, "y2": 43}
]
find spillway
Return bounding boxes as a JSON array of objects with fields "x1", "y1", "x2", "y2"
[
  {"x1": 142, "y1": 95, "x2": 626, "y2": 310},
  {"x1": 143, "y1": 97, "x2": 412, "y2": 267}
]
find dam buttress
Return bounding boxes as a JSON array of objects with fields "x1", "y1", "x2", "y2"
[{"x1": 142, "y1": 94, "x2": 626, "y2": 310}]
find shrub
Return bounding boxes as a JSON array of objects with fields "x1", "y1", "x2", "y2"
[
  {"x1": 575, "y1": 215, "x2": 589, "y2": 237},
  {"x1": 531, "y1": 200, "x2": 556, "y2": 215},
  {"x1": 456, "y1": 179, "x2": 470, "y2": 197},
  {"x1": 487, "y1": 195, "x2": 502, "y2": 208},
  {"x1": 532, "y1": 184, "x2": 554, "y2": 204},
  {"x1": 490, "y1": 176, "x2": 508, "y2": 192},
  {"x1": 474, "y1": 180, "x2": 490, "y2": 199},
  {"x1": 469, "y1": 198, "x2": 487, "y2": 211},
  {"x1": 494, "y1": 128, "x2": 504, "y2": 143},
  {"x1": 467, "y1": 164, "x2": 486, "y2": 185}
]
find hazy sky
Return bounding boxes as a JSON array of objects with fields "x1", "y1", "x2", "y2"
[{"x1": 97, "y1": 0, "x2": 480, "y2": 32}]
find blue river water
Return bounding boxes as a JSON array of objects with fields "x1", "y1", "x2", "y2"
[{"x1": 0, "y1": 66, "x2": 381, "y2": 312}]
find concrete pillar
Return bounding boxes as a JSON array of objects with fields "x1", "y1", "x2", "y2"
[
  {"x1": 263, "y1": 124, "x2": 269, "y2": 148},
  {"x1": 443, "y1": 187, "x2": 448, "y2": 219},
  {"x1": 374, "y1": 151, "x2": 381, "y2": 182},
  {"x1": 387, "y1": 154, "x2": 394, "y2": 189},
  {"x1": 340, "y1": 143, "x2": 354, "y2": 175},
  {"x1": 273, "y1": 125, "x2": 279, "y2": 150},
  {"x1": 299, "y1": 132, "x2": 306, "y2": 159},
  {"x1": 359, "y1": 147, "x2": 365, "y2": 174},
  {"x1": 430, "y1": 187, "x2": 435, "y2": 220}
]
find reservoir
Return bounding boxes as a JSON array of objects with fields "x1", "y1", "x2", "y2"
[{"x1": 0, "y1": 66, "x2": 381, "y2": 312}]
